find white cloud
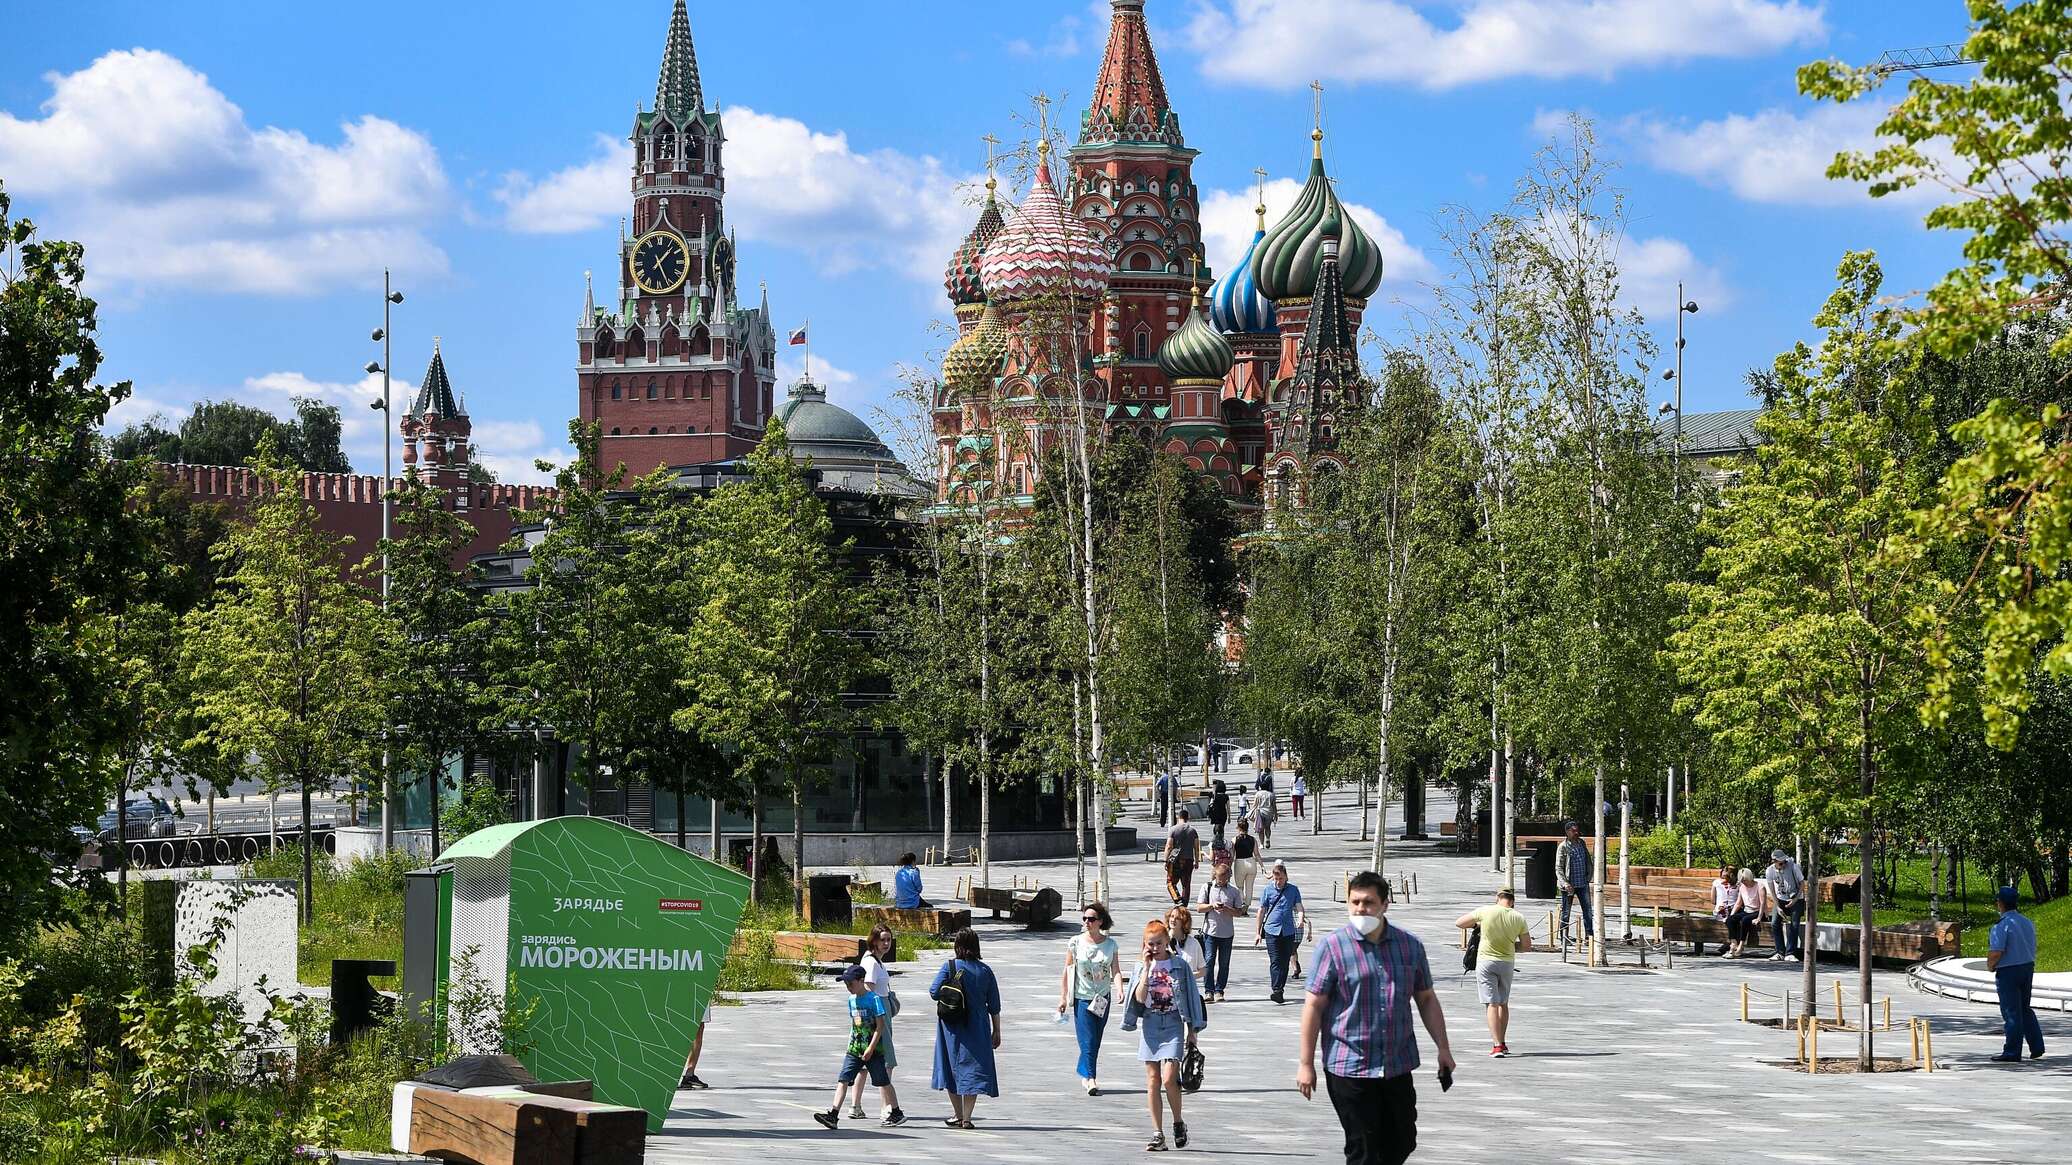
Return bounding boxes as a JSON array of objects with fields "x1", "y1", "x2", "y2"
[
  {"x1": 0, "y1": 49, "x2": 449, "y2": 294},
  {"x1": 1620, "y1": 233, "x2": 1732, "y2": 318},
  {"x1": 1198, "y1": 177, "x2": 1436, "y2": 296},
  {"x1": 497, "y1": 107, "x2": 978, "y2": 286},
  {"x1": 776, "y1": 353, "x2": 864, "y2": 409},
  {"x1": 1635, "y1": 102, "x2": 1940, "y2": 208},
  {"x1": 469, "y1": 419, "x2": 569, "y2": 486},
  {"x1": 1006, "y1": 1, "x2": 1111, "y2": 58},
  {"x1": 1185, "y1": 0, "x2": 1825, "y2": 90}
]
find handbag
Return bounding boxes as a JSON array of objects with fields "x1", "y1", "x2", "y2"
[
  {"x1": 885, "y1": 990, "x2": 901, "y2": 1018},
  {"x1": 1087, "y1": 993, "x2": 1110, "y2": 1020},
  {"x1": 1463, "y1": 924, "x2": 1481, "y2": 972},
  {"x1": 1180, "y1": 1045, "x2": 1206, "y2": 1093}
]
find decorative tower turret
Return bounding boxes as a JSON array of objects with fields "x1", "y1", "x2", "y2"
[
  {"x1": 400, "y1": 338, "x2": 472, "y2": 495},
  {"x1": 1269, "y1": 218, "x2": 1365, "y2": 506},
  {"x1": 1156, "y1": 263, "x2": 1238, "y2": 494},
  {"x1": 577, "y1": 0, "x2": 777, "y2": 479},
  {"x1": 1069, "y1": 0, "x2": 1202, "y2": 418},
  {"x1": 1253, "y1": 115, "x2": 1383, "y2": 387}
]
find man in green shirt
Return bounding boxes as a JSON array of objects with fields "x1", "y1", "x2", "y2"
[{"x1": 1454, "y1": 888, "x2": 1532, "y2": 1057}]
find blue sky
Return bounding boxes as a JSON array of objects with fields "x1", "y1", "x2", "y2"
[{"x1": 1, "y1": 0, "x2": 1974, "y2": 482}]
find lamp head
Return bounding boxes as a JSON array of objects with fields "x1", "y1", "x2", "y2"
[
  {"x1": 1662, "y1": 368, "x2": 1676, "y2": 381},
  {"x1": 369, "y1": 399, "x2": 387, "y2": 412},
  {"x1": 364, "y1": 360, "x2": 382, "y2": 375},
  {"x1": 388, "y1": 291, "x2": 405, "y2": 305},
  {"x1": 371, "y1": 327, "x2": 385, "y2": 342},
  {"x1": 1657, "y1": 401, "x2": 1675, "y2": 416},
  {"x1": 1683, "y1": 300, "x2": 1699, "y2": 313}
]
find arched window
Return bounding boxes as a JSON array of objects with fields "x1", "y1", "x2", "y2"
[
  {"x1": 610, "y1": 426, "x2": 621, "y2": 435},
  {"x1": 610, "y1": 382, "x2": 622, "y2": 400},
  {"x1": 1129, "y1": 251, "x2": 1152, "y2": 271},
  {"x1": 1134, "y1": 327, "x2": 1151, "y2": 359},
  {"x1": 649, "y1": 427, "x2": 659, "y2": 435},
  {"x1": 647, "y1": 378, "x2": 658, "y2": 400}
]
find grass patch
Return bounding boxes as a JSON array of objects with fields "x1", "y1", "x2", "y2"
[
  {"x1": 248, "y1": 847, "x2": 415, "y2": 989},
  {"x1": 1810, "y1": 855, "x2": 2070, "y2": 972}
]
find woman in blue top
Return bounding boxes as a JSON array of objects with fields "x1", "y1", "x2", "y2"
[
  {"x1": 1122, "y1": 919, "x2": 1208, "y2": 1152},
  {"x1": 929, "y1": 927, "x2": 1001, "y2": 1129},
  {"x1": 894, "y1": 852, "x2": 926, "y2": 909}
]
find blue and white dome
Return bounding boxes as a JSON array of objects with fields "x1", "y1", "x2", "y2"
[{"x1": 1210, "y1": 222, "x2": 1277, "y2": 335}]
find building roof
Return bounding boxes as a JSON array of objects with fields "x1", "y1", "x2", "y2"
[
  {"x1": 407, "y1": 340, "x2": 463, "y2": 419},
  {"x1": 1158, "y1": 298, "x2": 1235, "y2": 382},
  {"x1": 1253, "y1": 134, "x2": 1383, "y2": 303},
  {"x1": 774, "y1": 376, "x2": 930, "y2": 498},
  {"x1": 653, "y1": 0, "x2": 702, "y2": 120},
  {"x1": 978, "y1": 148, "x2": 1112, "y2": 304},
  {"x1": 1082, "y1": 0, "x2": 1174, "y2": 146},
  {"x1": 1210, "y1": 218, "x2": 1277, "y2": 335},
  {"x1": 1658, "y1": 407, "x2": 1763, "y2": 456},
  {"x1": 1281, "y1": 226, "x2": 1362, "y2": 454},
  {"x1": 944, "y1": 186, "x2": 1006, "y2": 309}
]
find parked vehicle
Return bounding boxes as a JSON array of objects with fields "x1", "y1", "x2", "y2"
[{"x1": 96, "y1": 799, "x2": 177, "y2": 844}]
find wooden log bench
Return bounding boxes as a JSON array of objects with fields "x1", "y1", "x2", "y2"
[
  {"x1": 729, "y1": 930, "x2": 869, "y2": 965},
  {"x1": 968, "y1": 885, "x2": 1063, "y2": 929},
  {"x1": 407, "y1": 1084, "x2": 645, "y2": 1165},
  {"x1": 853, "y1": 903, "x2": 972, "y2": 936}
]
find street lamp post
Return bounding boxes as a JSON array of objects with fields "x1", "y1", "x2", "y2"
[
  {"x1": 1660, "y1": 283, "x2": 1700, "y2": 495},
  {"x1": 365, "y1": 271, "x2": 405, "y2": 850}
]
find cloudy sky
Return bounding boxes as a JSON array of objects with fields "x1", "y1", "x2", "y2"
[{"x1": 2, "y1": 0, "x2": 1971, "y2": 482}]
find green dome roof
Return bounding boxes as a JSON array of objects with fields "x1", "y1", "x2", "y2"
[
  {"x1": 1251, "y1": 137, "x2": 1383, "y2": 302},
  {"x1": 778, "y1": 379, "x2": 889, "y2": 449},
  {"x1": 1157, "y1": 303, "x2": 1234, "y2": 382}
]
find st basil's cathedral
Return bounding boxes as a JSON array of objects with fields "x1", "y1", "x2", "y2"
[{"x1": 934, "y1": 0, "x2": 1384, "y2": 515}]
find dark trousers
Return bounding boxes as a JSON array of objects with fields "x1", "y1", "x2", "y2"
[
  {"x1": 1168, "y1": 862, "x2": 1194, "y2": 905},
  {"x1": 1267, "y1": 932, "x2": 1299, "y2": 996},
  {"x1": 1202, "y1": 934, "x2": 1233, "y2": 995},
  {"x1": 1997, "y1": 963, "x2": 2046, "y2": 1058},
  {"x1": 1560, "y1": 885, "x2": 1594, "y2": 938},
  {"x1": 1324, "y1": 1071, "x2": 1417, "y2": 1165},
  {"x1": 1771, "y1": 898, "x2": 1804, "y2": 957},
  {"x1": 1727, "y1": 908, "x2": 1760, "y2": 943}
]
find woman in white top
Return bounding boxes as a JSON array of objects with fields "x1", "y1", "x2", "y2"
[
  {"x1": 850, "y1": 924, "x2": 900, "y2": 1118},
  {"x1": 1057, "y1": 901, "x2": 1121, "y2": 1095},
  {"x1": 1164, "y1": 905, "x2": 1205, "y2": 983}
]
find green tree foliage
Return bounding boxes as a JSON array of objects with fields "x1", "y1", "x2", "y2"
[
  {"x1": 676, "y1": 420, "x2": 862, "y2": 908},
  {"x1": 113, "y1": 396, "x2": 353, "y2": 473},
  {"x1": 0, "y1": 182, "x2": 149, "y2": 947},
  {"x1": 1800, "y1": 0, "x2": 2072, "y2": 745},
  {"x1": 179, "y1": 438, "x2": 387, "y2": 922},
  {"x1": 1668, "y1": 254, "x2": 1943, "y2": 1050}
]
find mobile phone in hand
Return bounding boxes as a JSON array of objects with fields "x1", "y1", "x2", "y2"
[{"x1": 1438, "y1": 1066, "x2": 1454, "y2": 1092}]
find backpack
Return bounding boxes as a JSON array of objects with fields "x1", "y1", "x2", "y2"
[
  {"x1": 936, "y1": 961, "x2": 969, "y2": 1022},
  {"x1": 1180, "y1": 1045, "x2": 1206, "y2": 1093},
  {"x1": 1463, "y1": 924, "x2": 1481, "y2": 973}
]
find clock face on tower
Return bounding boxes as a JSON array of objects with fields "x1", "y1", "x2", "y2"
[{"x1": 631, "y1": 230, "x2": 690, "y2": 295}]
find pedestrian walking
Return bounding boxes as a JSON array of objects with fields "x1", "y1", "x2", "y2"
[
  {"x1": 1763, "y1": 849, "x2": 1805, "y2": 960},
  {"x1": 929, "y1": 928, "x2": 1002, "y2": 1128},
  {"x1": 1164, "y1": 810, "x2": 1201, "y2": 906},
  {"x1": 1988, "y1": 886, "x2": 2047, "y2": 1063},
  {"x1": 848, "y1": 925, "x2": 901, "y2": 1119},
  {"x1": 1155, "y1": 770, "x2": 1173, "y2": 827},
  {"x1": 1255, "y1": 787, "x2": 1276, "y2": 849},
  {"x1": 1198, "y1": 862, "x2": 1242, "y2": 1002},
  {"x1": 1166, "y1": 904, "x2": 1204, "y2": 985},
  {"x1": 1121, "y1": 920, "x2": 1207, "y2": 1152},
  {"x1": 893, "y1": 852, "x2": 927, "y2": 909},
  {"x1": 1554, "y1": 820, "x2": 1594, "y2": 943},
  {"x1": 1298, "y1": 872, "x2": 1455, "y2": 1165},
  {"x1": 1726, "y1": 869, "x2": 1765, "y2": 958},
  {"x1": 1291, "y1": 773, "x2": 1307, "y2": 819},
  {"x1": 812, "y1": 965, "x2": 907, "y2": 1130},
  {"x1": 678, "y1": 1005, "x2": 712, "y2": 1090},
  {"x1": 1237, "y1": 787, "x2": 1252, "y2": 828},
  {"x1": 1454, "y1": 888, "x2": 1532, "y2": 1057},
  {"x1": 1057, "y1": 901, "x2": 1121, "y2": 1095},
  {"x1": 1208, "y1": 782, "x2": 1230, "y2": 848},
  {"x1": 1231, "y1": 818, "x2": 1260, "y2": 906},
  {"x1": 1254, "y1": 859, "x2": 1309, "y2": 1004}
]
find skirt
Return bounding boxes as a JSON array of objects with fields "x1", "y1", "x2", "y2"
[{"x1": 1138, "y1": 1008, "x2": 1187, "y2": 1062}]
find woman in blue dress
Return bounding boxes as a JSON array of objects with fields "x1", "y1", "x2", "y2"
[
  {"x1": 1121, "y1": 919, "x2": 1207, "y2": 1152},
  {"x1": 928, "y1": 927, "x2": 1001, "y2": 1129}
]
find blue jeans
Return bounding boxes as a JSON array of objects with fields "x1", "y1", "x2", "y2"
[
  {"x1": 1267, "y1": 932, "x2": 1299, "y2": 996},
  {"x1": 1997, "y1": 963, "x2": 2045, "y2": 1059},
  {"x1": 1561, "y1": 885, "x2": 1594, "y2": 938},
  {"x1": 1771, "y1": 899, "x2": 1804, "y2": 957},
  {"x1": 1202, "y1": 934, "x2": 1233, "y2": 995},
  {"x1": 1073, "y1": 997, "x2": 1109, "y2": 1080}
]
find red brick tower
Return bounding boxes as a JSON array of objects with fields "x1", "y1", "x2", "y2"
[
  {"x1": 576, "y1": 0, "x2": 777, "y2": 478},
  {"x1": 399, "y1": 338, "x2": 472, "y2": 493}
]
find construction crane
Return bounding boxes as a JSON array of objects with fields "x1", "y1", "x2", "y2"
[{"x1": 1871, "y1": 43, "x2": 1977, "y2": 77}]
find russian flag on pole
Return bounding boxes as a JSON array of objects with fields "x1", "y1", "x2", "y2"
[{"x1": 788, "y1": 324, "x2": 808, "y2": 346}]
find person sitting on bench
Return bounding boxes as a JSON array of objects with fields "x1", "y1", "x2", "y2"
[{"x1": 895, "y1": 852, "x2": 929, "y2": 909}]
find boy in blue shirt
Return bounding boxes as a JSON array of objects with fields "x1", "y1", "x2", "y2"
[
  {"x1": 815, "y1": 965, "x2": 906, "y2": 1128},
  {"x1": 1987, "y1": 886, "x2": 2046, "y2": 1063}
]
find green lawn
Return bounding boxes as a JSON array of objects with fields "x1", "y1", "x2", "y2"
[{"x1": 1809, "y1": 855, "x2": 2070, "y2": 972}]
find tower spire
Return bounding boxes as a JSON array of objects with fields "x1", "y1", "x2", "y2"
[
  {"x1": 1310, "y1": 80, "x2": 1326, "y2": 158},
  {"x1": 654, "y1": 0, "x2": 703, "y2": 118},
  {"x1": 1253, "y1": 166, "x2": 1269, "y2": 231},
  {"x1": 1087, "y1": 0, "x2": 1171, "y2": 140}
]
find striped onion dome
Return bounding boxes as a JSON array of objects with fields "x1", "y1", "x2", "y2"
[
  {"x1": 941, "y1": 303, "x2": 1008, "y2": 394},
  {"x1": 1251, "y1": 133, "x2": 1383, "y2": 303},
  {"x1": 978, "y1": 147, "x2": 1112, "y2": 304},
  {"x1": 1158, "y1": 300, "x2": 1235, "y2": 382},
  {"x1": 944, "y1": 184, "x2": 1006, "y2": 309},
  {"x1": 1210, "y1": 218, "x2": 1278, "y2": 334}
]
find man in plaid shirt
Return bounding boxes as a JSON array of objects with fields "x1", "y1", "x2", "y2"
[{"x1": 1297, "y1": 871, "x2": 1455, "y2": 1165}]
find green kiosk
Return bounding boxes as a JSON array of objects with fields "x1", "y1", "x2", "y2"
[{"x1": 437, "y1": 817, "x2": 749, "y2": 1131}]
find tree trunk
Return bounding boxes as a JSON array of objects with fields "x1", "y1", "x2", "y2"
[
  {"x1": 1360, "y1": 756, "x2": 1371, "y2": 845},
  {"x1": 1312, "y1": 767, "x2": 1324, "y2": 834},
  {"x1": 431, "y1": 755, "x2": 443, "y2": 859},
  {"x1": 1858, "y1": 712, "x2": 1875, "y2": 1070},
  {"x1": 1801, "y1": 836, "x2": 1819, "y2": 1019},
  {"x1": 1073, "y1": 674, "x2": 1087, "y2": 907},
  {"x1": 1590, "y1": 759, "x2": 1605, "y2": 965},
  {"x1": 1372, "y1": 734, "x2": 1388, "y2": 876},
  {"x1": 1502, "y1": 733, "x2": 1517, "y2": 891},
  {"x1": 301, "y1": 778, "x2": 316, "y2": 925},
  {"x1": 675, "y1": 786, "x2": 687, "y2": 850},
  {"x1": 708, "y1": 791, "x2": 721, "y2": 863},
  {"x1": 792, "y1": 765, "x2": 807, "y2": 920},
  {"x1": 749, "y1": 788, "x2": 764, "y2": 907},
  {"x1": 941, "y1": 754, "x2": 954, "y2": 864}
]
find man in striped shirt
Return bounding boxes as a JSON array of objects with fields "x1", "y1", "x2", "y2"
[{"x1": 1298, "y1": 871, "x2": 1454, "y2": 1165}]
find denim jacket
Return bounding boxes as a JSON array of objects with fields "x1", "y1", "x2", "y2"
[{"x1": 1119, "y1": 956, "x2": 1209, "y2": 1033}]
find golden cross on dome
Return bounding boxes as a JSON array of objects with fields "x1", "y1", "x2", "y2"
[
  {"x1": 1188, "y1": 249, "x2": 1205, "y2": 307},
  {"x1": 1033, "y1": 92, "x2": 1054, "y2": 157},
  {"x1": 1310, "y1": 80, "x2": 1326, "y2": 155},
  {"x1": 981, "y1": 133, "x2": 1001, "y2": 191},
  {"x1": 1253, "y1": 166, "x2": 1269, "y2": 228}
]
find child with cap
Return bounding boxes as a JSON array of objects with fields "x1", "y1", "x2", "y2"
[{"x1": 814, "y1": 964, "x2": 907, "y2": 1129}]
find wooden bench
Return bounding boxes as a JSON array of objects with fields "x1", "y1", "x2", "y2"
[
  {"x1": 730, "y1": 930, "x2": 869, "y2": 965},
  {"x1": 1655, "y1": 913, "x2": 1960, "y2": 962},
  {"x1": 968, "y1": 885, "x2": 1063, "y2": 929},
  {"x1": 408, "y1": 1085, "x2": 645, "y2": 1165},
  {"x1": 853, "y1": 903, "x2": 972, "y2": 936}
]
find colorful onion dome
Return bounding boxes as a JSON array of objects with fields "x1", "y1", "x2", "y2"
[
  {"x1": 1158, "y1": 299, "x2": 1235, "y2": 382},
  {"x1": 1251, "y1": 132, "x2": 1383, "y2": 303},
  {"x1": 978, "y1": 144, "x2": 1112, "y2": 304},
  {"x1": 944, "y1": 183, "x2": 1006, "y2": 309},
  {"x1": 1210, "y1": 213, "x2": 1278, "y2": 334},
  {"x1": 942, "y1": 303, "x2": 1008, "y2": 394}
]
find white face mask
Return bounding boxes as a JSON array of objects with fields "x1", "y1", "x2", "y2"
[{"x1": 1348, "y1": 910, "x2": 1383, "y2": 937}]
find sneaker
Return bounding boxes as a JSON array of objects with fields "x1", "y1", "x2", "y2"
[
  {"x1": 1270, "y1": 991, "x2": 1284, "y2": 1004},
  {"x1": 680, "y1": 1073, "x2": 709, "y2": 1089},
  {"x1": 1990, "y1": 1054, "x2": 2024, "y2": 1063},
  {"x1": 847, "y1": 1106, "x2": 865, "y2": 1120},
  {"x1": 1491, "y1": 1045, "x2": 1507, "y2": 1058},
  {"x1": 813, "y1": 1110, "x2": 839, "y2": 1130},
  {"x1": 1768, "y1": 953, "x2": 1783, "y2": 962},
  {"x1": 1174, "y1": 1120, "x2": 1189, "y2": 1149},
  {"x1": 881, "y1": 1108, "x2": 907, "y2": 1127}
]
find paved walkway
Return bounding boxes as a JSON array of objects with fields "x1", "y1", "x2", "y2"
[{"x1": 658, "y1": 773, "x2": 2068, "y2": 1164}]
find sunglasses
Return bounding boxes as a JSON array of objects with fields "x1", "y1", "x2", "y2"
[{"x1": 1082, "y1": 915, "x2": 1102, "y2": 923}]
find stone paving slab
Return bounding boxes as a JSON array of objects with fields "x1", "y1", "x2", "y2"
[{"x1": 655, "y1": 775, "x2": 2069, "y2": 1164}]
